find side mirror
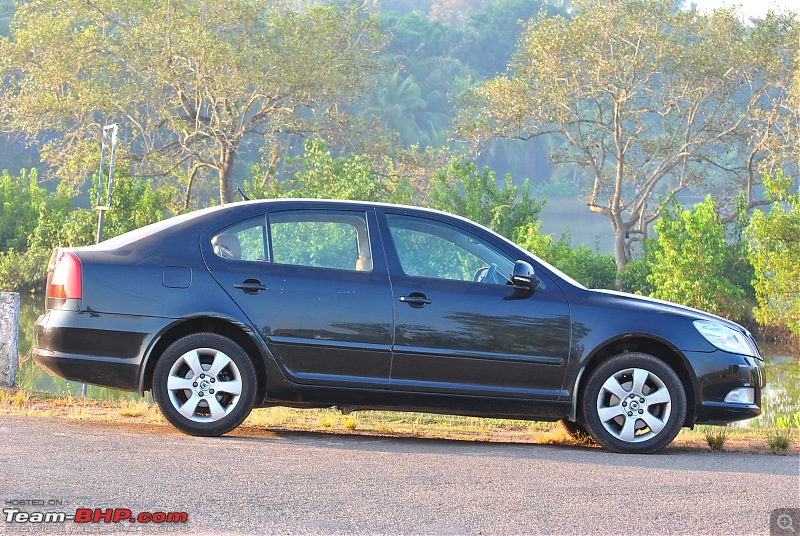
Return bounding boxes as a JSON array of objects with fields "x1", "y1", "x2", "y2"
[{"x1": 511, "y1": 260, "x2": 540, "y2": 290}]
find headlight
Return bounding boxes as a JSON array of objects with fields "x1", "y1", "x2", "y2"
[{"x1": 693, "y1": 320, "x2": 755, "y2": 356}]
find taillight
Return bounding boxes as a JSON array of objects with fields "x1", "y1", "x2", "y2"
[{"x1": 49, "y1": 250, "x2": 82, "y2": 299}]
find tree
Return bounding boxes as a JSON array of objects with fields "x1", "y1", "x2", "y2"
[
  {"x1": 0, "y1": 0, "x2": 385, "y2": 205},
  {"x1": 459, "y1": 0, "x2": 560, "y2": 78},
  {"x1": 747, "y1": 171, "x2": 800, "y2": 337},
  {"x1": 457, "y1": 0, "x2": 799, "y2": 277},
  {"x1": 429, "y1": 0, "x2": 485, "y2": 29},
  {"x1": 427, "y1": 160, "x2": 544, "y2": 239},
  {"x1": 365, "y1": 72, "x2": 428, "y2": 148},
  {"x1": 647, "y1": 196, "x2": 749, "y2": 321},
  {"x1": 247, "y1": 138, "x2": 412, "y2": 204}
]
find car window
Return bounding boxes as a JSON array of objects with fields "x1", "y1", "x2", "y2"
[
  {"x1": 211, "y1": 217, "x2": 268, "y2": 262},
  {"x1": 385, "y1": 214, "x2": 514, "y2": 284},
  {"x1": 269, "y1": 210, "x2": 372, "y2": 272}
]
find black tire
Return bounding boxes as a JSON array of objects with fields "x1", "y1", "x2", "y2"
[
  {"x1": 559, "y1": 418, "x2": 594, "y2": 443},
  {"x1": 152, "y1": 333, "x2": 257, "y2": 436},
  {"x1": 580, "y1": 353, "x2": 686, "y2": 454}
]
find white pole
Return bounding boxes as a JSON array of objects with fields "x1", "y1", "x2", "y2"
[{"x1": 0, "y1": 292, "x2": 20, "y2": 388}]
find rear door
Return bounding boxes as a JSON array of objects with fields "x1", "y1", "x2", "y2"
[{"x1": 204, "y1": 207, "x2": 394, "y2": 388}]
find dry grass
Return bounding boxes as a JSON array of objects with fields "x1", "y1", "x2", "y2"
[{"x1": 2, "y1": 388, "x2": 798, "y2": 454}]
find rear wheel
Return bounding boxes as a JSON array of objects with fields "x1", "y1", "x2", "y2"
[
  {"x1": 153, "y1": 333, "x2": 256, "y2": 436},
  {"x1": 580, "y1": 353, "x2": 686, "y2": 454}
]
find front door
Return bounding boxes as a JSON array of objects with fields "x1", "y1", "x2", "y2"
[
  {"x1": 204, "y1": 208, "x2": 394, "y2": 388},
  {"x1": 381, "y1": 212, "x2": 571, "y2": 399}
]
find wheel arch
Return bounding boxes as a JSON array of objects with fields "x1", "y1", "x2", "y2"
[
  {"x1": 570, "y1": 336, "x2": 698, "y2": 427},
  {"x1": 139, "y1": 316, "x2": 269, "y2": 405}
]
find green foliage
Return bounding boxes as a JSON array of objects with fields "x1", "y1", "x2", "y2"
[
  {"x1": 648, "y1": 196, "x2": 749, "y2": 321},
  {"x1": 0, "y1": 167, "x2": 177, "y2": 291},
  {"x1": 0, "y1": 169, "x2": 77, "y2": 290},
  {"x1": 776, "y1": 412, "x2": 800, "y2": 430},
  {"x1": 460, "y1": 0, "x2": 558, "y2": 77},
  {"x1": 427, "y1": 161, "x2": 543, "y2": 240},
  {"x1": 747, "y1": 171, "x2": 800, "y2": 336},
  {"x1": 619, "y1": 238, "x2": 657, "y2": 296},
  {"x1": 365, "y1": 71, "x2": 430, "y2": 148},
  {"x1": 247, "y1": 138, "x2": 412, "y2": 204},
  {"x1": 0, "y1": 169, "x2": 45, "y2": 252},
  {"x1": 532, "y1": 178, "x2": 577, "y2": 199},
  {"x1": 516, "y1": 223, "x2": 617, "y2": 289},
  {"x1": 86, "y1": 171, "x2": 179, "y2": 242},
  {"x1": 381, "y1": 10, "x2": 460, "y2": 60}
]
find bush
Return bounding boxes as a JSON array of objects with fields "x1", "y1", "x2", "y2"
[
  {"x1": 647, "y1": 196, "x2": 751, "y2": 321},
  {"x1": 247, "y1": 138, "x2": 412, "y2": 204},
  {"x1": 516, "y1": 224, "x2": 617, "y2": 289},
  {"x1": 427, "y1": 161, "x2": 543, "y2": 240},
  {"x1": 0, "y1": 169, "x2": 78, "y2": 290},
  {"x1": 747, "y1": 171, "x2": 800, "y2": 337}
]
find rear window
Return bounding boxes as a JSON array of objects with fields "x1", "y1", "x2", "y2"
[{"x1": 269, "y1": 210, "x2": 371, "y2": 272}]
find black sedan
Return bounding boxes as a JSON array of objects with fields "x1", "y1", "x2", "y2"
[{"x1": 33, "y1": 199, "x2": 764, "y2": 453}]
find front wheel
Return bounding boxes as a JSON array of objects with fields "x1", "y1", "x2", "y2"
[
  {"x1": 580, "y1": 353, "x2": 686, "y2": 454},
  {"x1": 153, "y1": 333, "x2": 257, "y2": 436}
]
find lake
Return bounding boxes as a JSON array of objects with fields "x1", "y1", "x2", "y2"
[{"x1": 12, "y1": 292, "x2": 800, "y2": 427}]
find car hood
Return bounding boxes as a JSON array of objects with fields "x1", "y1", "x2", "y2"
[{"x1": 588, "y1": 288, "x2": 748, "y2": 333}]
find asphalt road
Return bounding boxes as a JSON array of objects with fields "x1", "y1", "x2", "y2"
[{"x1": 0, "y1": 415, "x2": 798, "y2": 535}]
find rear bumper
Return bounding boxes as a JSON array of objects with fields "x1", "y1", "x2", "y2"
[
  {"x1": 33, "y1": 309, "x2": 169, "y2": 392},
  {"x1": 33, "y1": 351, "x2": 141, "y2": 391}
]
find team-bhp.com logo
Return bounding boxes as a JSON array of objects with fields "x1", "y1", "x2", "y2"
[{"x1": 4, "y1": 506, "x2": 188, "y2": 526}]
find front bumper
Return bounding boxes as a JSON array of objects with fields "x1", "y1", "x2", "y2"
[{"x1": 684, "y1": 349, "x2": 765, "y2": 425}]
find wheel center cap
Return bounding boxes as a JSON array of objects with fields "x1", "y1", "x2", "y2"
[
  {"x1": 192, "y1": 374, "x2": 215, "y2": 397},
  {"x1": 629, "y1": 400, "x2": 640, "y2": 411}
]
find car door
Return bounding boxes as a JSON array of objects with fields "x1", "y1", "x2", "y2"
[
  {"x1": 380, "y1": 211, "x2": 571, "y2": 399},
  {"x1": 204, "y1": 208, "x2": 394, "y2": 388}
]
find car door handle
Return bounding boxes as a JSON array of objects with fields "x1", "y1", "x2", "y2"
[
  {"x1": 399, "y1": 293, "x2": 431, "y2": 307},
  {"x1": 233, "y1": 279, "x2": 267, "y2": 294}
]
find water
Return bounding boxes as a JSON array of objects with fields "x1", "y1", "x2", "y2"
[{"x1": 13, "y1": 292, "x2": 800, "y2": 426}]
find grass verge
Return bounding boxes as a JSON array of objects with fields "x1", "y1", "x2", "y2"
[{"x1": 2, "y1": 388, "x2": 798, "y2": 454}]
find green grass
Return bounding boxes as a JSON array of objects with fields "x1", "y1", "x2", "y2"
[
  {"x1": 699, "y1": 425, "x2": 729, "y2": 450},
  {"x1": 767, "y1": 428, "x2": 793, "y2": 454}
]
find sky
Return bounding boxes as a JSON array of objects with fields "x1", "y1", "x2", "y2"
[{"x1": 690, "y1": 0, "x2": 799, "y2": 21}]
